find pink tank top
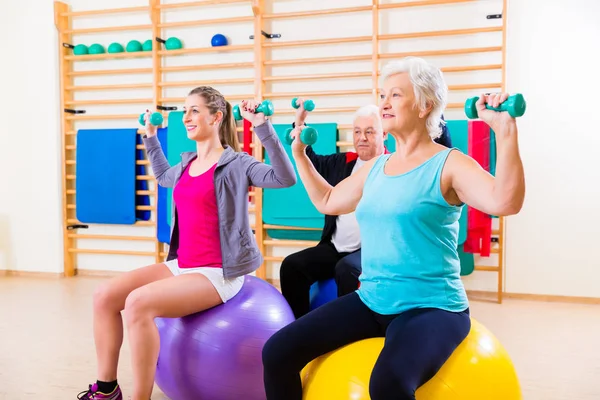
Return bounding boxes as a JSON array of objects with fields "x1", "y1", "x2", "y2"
[{"x1": 173, "y1": 161, "x2": 222, "y2": 269}]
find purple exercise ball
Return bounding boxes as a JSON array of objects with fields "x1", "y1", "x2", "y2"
[{"x1": 154, "y1": 275, "x2": 295, "y2": 400}]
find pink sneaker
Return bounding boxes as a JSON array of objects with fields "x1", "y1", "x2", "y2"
[{"x1": 77, "y1": 383, "x2": 123, "y2": 399}]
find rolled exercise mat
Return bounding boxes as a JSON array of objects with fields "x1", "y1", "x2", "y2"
[
  {"x1": 263, "y1": 123, "x2": 338, "y2": 241},
  {"x1": 445, "y1": 120, "x2": 469, "y2": 246},
  {"x1": 76, "y1": 128, "x2": 137, "y2": 224},
  {"x1": 156, "y1": 127, "x2": 171, "y2": 244},
  {"x1": 464, "y1": 120, "x2": 492, "y2": 256}
]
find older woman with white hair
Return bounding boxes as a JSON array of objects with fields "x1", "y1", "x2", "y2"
[{"x1": 262, "y1": 56, "x2": 525, "y2": 400}]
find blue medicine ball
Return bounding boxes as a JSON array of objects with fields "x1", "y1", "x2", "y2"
[{"x1": 211, "y1": 33, "x2": 228, "y2": 47}]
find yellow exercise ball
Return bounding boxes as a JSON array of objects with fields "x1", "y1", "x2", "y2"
[{"x1": 300, "y1": 318, "x2": 521, "y2": 400}]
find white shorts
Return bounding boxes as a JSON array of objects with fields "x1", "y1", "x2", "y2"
[{"x1": 164, "y1": 259, "x2": 244, "y2": 303}]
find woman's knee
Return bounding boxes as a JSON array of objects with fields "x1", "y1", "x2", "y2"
[
  {"x1": 123, "y1": 288, "x2": 152, "y2": 326},
  {"x1": 93, "y1": 282, "x2": 123, "y2": 314}
]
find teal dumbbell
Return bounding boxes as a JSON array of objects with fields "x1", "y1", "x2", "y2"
[
  {"x1": 291, "y1": 97, "x2": 315, "y2": 112},
  {"x1": 465, "y1": 93, "x2": 526, "y2": 119},
  {"x1": 285, "y1": 126, "x2": 318, "y2": 146},
  {"x1": 139, "y1": 112, "x2": 163, "y2": 126},
  {"x1": 232, "y1": 100, "x2": 275, "y2": 121}
]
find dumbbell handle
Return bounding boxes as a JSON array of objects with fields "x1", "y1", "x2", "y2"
[
  {"x1": 291, "y1": 97, "x2": 315, "y2": 112},
  {"x1": 285, "y1": 127, "x2": 318, "y2": 146},
  {"x1": 233, "y1": 100, "x2": 275, "y2": 121},
  {"x1": 464, "y1": 93, "x2": 526, "y2": 119},
  {"x1": 139, "y1": 112, "x2": 164, "y2": 126}
]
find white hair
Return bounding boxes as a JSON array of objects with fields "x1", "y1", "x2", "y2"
[
  {"x1": 353, "y1": 104, "x2": 383, "y2": 134},
  {"x1": 380, "y1": 57, "x2": 448, "y2": 139}
]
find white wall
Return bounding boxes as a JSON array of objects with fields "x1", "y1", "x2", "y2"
[
  {"x1": 0, "y1": 0, "x2": 63, "y2": 273},
  {"x1": 1, "y1": 0, "x2": 598, "y2": 299}
]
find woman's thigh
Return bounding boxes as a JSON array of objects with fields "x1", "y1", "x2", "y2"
[
  {"x1": 371, "y1": 308, "x2": 471, "y2": 397},
  {"x1": 263, "y1": 292, "x2": 383, "y2": 370}
]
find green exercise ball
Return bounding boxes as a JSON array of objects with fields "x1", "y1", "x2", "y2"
[
  {"x1": 142, "y1": 39, "x2": 153, "y2": 51},
  {"x1": 165, "y1": 37, "x2": 182, "y2": 50},
  {"x1": 108, "y1": 42, "x2": 124, "y2": 53},
  {"x1": 73, "y1": 44, "x2": 88, "y2": 55},
  {"x1": 88, "y1": 43, "x2": 105, "y2": 54},
  {"x1": 126, "y1": 40, "x2": 143, "y2": 52}
]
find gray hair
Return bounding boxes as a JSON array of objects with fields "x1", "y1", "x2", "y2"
[
  {"x1": 353, "y1": 104, "x2": 383, "y2": 134},
  {"x1": 380, "y1": 57, "x2": 447, "y2": 139}
]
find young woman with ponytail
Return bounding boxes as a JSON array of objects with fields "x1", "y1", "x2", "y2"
[{"x1": 76, "y1": 86, "x2": 296, "y2": 400}]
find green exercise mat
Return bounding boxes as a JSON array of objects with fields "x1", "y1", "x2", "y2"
[
  {"x1": 458, "y1": 243, "x2": 475, "y2": 276},
  {"x1": 166, "y1": 111, "x2": 196, "y2": 220},
  {"x1": 263, "y1": 123, "x2": 338, "y2": 240}
]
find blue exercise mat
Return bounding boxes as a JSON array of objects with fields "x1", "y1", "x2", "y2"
[
  {"x1": 76, "y1": 128, "x2": 137, "y2": 224},
  {"x1": 156, "y1": 128, "x2": 171, "y2": 244},
  {"x1": 263, "y1": 123, "x2": 338, "y2": 241}
]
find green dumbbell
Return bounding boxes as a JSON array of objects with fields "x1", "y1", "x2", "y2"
[
  {"x1": 284, "y1": 126, "x2": 318, "y2": 146},
  {"x1": 291, "y1": 97, "x2": 315, "y2": 112},
  {"x1": 138, "y1": 112, "x2": 163, "y2": 126},
  {"x1": 465, "y1": 93, "x2": 526, "y2": 119},
  {"x1": 233, "y1": 100, "x2": 275, "y2": 121}
]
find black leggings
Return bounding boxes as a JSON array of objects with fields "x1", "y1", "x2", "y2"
[{"x1": 262, "y1": 292, "x2": 470, "y2": 400}]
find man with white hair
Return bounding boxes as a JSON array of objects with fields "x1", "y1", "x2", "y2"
[{"x1": 279, "y1": 100, "x2": 452, "y2": 319}]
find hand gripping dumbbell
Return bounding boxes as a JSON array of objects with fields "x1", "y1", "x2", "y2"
[
  {"x1": 291, "y1": 97, "x2": 315, "y2": 112},
  {"x1": 464, "y1": 93, "x2": 526, "y2": 119},
  {"x1": 138, "y1": 111, "x2": 164, "y2": 126},
  {"x1": 284, "y1": 126, "x2": 318, "y2": 146},
  {"x1": 233, "y1": 100, "x2": 275, "y2": 121}
]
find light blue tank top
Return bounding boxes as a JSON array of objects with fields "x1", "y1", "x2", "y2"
[{"x1": 355, "y1": 149, "x2": 469, "y2": 315}]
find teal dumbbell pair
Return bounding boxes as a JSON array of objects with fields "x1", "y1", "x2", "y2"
[
  {"x1": 233, "y1": 100, "x2": 274, "y2": 121},
  {"x1": 138, "y1": 112, "x2": 164, "y2": 126},
  {"x1": 286, "y1": 97, "x2": 318, "y2": 145},
  {"x1": 465, "y1": 93, "x2": 526, "y2": 119}
]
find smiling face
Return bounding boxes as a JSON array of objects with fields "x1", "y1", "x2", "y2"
[
  {"x1": 182, "y1": 94, "x2": 222, "y2": 142},
  {"x1": 352, "y1": 114, "x2": 385, "y2": 161},
  {"x1": 379, "y1": 72, "x2": 429, "y2": 135}
]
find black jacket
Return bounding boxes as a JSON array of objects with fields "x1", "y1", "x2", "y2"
[{"x1": 297, "y1": 120, "x2": 452, "y2": 246}]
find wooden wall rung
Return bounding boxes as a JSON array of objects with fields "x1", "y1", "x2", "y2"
[
  {"x1": 379, "y1": 0, "x2": 473, "y2": 9},
  {"x1": 157, "y1": 0, "x2": 249, "y2": 10},
  {"x1": 263, "y1": 36, "x2": 371, "y2": 48},
  {"x1": 64, "y1": 53, "x2": 152, "y2": 61},
  {"x1": 161, "y1": 62, "x2": 253, "y2": 72},
  {"x1": 264, "y1": 256, "x2": 284, "y2": 262},
  {"x1": 68, "y1": 234, "x2": 155, "y2": 241},
  {"x1": 264, "y1": 72, "x2": 371, "y2": 82},
  {"x1": 68, "y1": 68, "x2": 153, "y2": 77},
  {"x1": 158, "y1": 15, "x2": 253, "y2": 28},
  {"x1": 160, "y1": 94, "x2": 252, "y2": 103},
  {"x1": 475, "y1": 266, "x2": 500, "y2": 272},
  {"x1": 68, "y1": 248, "x2": 156, "y2": 256},
  {"x1": 265, "y1": 89, "x2": 371, "y2": 98},
  {"x1": 66, "y1": 114, "x2": 139, "y2": 121},
  {"x1": 66, "y1": 83, "x2": 153, "y2": 91},
  {"x1": 157, "y1": 44, "x2": 253, "y2": 56},
  {"x1": 264, "y1": 239, "x2": 319, "y2": 247},
  {"x1": 264, "y1": 54, "x2": 371, "y2": 66},
  {"x1": 380, "y1": 46, "x2": 503, "y2": 60},
  {"x1": 379, "y1": 26, "x2": 503, "y2": 41},
  {"x1": 262, "y1": 6, "x2": 371, "y2": 19},
  {"x1": 65, "y1": 98, "x2": 153, "y2": 106},
  {"x1": 159, "y1": 78, "x2": 253, "y2": 87},
  {"x1": 64, "y1": 24, "x2": 152, "y2": 34},
  {"x1": 61, "y1": 6, "x2": 148, "y2": 17}
]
